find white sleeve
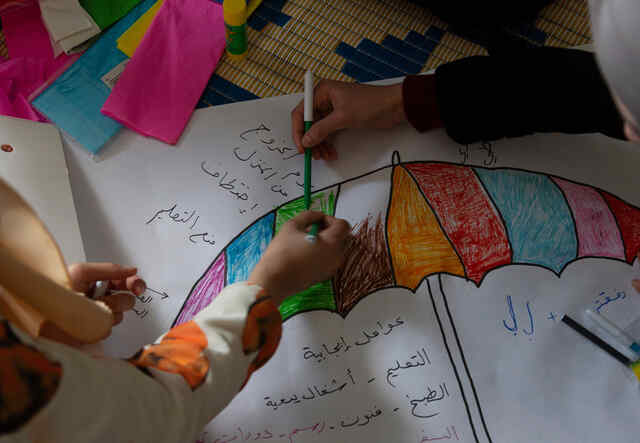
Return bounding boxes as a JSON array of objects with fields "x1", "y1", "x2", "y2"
[{"x1": 2, "y1": 282, "x2": 282, "y2": 443}]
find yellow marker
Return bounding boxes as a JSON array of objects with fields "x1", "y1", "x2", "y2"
[
  {"x1": 632, "y1": 360, "x2": 640, "y2": 381},
  {"x1": 223, "y1": 0, "x2": 248, "y2": 62}
]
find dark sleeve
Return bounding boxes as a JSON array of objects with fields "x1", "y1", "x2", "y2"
[{"x1": 403, "y1": 47, "x2": 626, "y2": 144}]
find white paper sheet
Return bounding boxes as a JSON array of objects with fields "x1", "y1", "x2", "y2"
[
  {"x1": 0, "y1": 116, "x2": 85, "y2": 264},
  {"x1": 62, "y1": 91, "x2": 640, "y2": 442}
]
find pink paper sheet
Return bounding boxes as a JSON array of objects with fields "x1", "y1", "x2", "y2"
[
  {"x1": 0, "y1": 0, "x2": 30, "y2": 14},
  {"x1": 0, "y1": 58, "x2": 49, "y2": 121},
  {"x1": 0, "y1": 1, "x2": 79, "y2": 120},
  {"x1": 101, "y1": 0, "x2": 225, "y2": 144},
  {"x1": 2, "y1": 1, "x2": 78, "y2": 74}
]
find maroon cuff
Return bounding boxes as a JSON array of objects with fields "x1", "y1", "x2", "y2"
[{"x1": 402, "y1": 74, "x2": 444, "y2": 133}]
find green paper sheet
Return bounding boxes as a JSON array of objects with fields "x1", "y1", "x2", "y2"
[{"x1": 80, "y1": 0, "x2": 144, "y2": 29}]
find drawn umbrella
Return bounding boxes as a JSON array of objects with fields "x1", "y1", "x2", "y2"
[{"x1": 175, "y1": 152, "x2": 640, "y2": 324}]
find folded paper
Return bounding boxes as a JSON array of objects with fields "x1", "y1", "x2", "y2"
[
  {"x1": 1, "y1": 1, "x2": 79, "y2": 100},
  {"x1": 32, "y1": 0, "x2": 156, "y2": 154},
  {"x1": 80, "y1": 0, "x2": 144, "y2": 30},
  {"x1": 102, "y1": 0, "x2": 225, "y2": 145},
  {"x1": 39, "y1": 0, "x2": 101, "y2": 54}
]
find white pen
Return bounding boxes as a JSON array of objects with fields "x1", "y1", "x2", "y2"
[
  {"x1": 91, "y1": 280, "x2": 136, "y2": 300},
  {"x1": 585, "y1": 308, "x2": 640, "y2": 357}
]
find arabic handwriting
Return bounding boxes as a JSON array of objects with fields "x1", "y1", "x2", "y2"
[
  {"x1": 239, "y1": 124, "x2": 271, "y2": 142},
  {"x1": 266, "y1": 144, "x2": 298, "y2": 158},
  {"x1": 239, "y1": 203, "x2": 259, "y2": 215},
  {"x1": 386, "y1": 347, "x2": 431, "y2": 387},
  {"x1": 340, "y1": 406, "x2": 383, "y2": 428},
  {"x1": 477, "y1": 141, "x2": 498, "y2": 166},
  {"x1": 133, "y1": 307, "x2": 149, "y2": 319},
  {"x1": 233, "y1": 146, "x2": 257, "y2": 162},
  {"x1": 211, "y1": 406, "x2": 387, "y2": 443},
  {"x1": 503, "y1": 295, "x2": 517, "y2": 335},
  {"x1": 230, "y1": 125, "x2": 306, "y2": 199},
  {"x1": 132, "y1": 287, "x2": 171, "y2": 320},
  {"x1": 201, "y1": 161, "x2": 260, "y2": 212},
  {"x1": 219, "y1": 172, "x2": 237, "y2": 190},
  {"x1": 302, "y1": 317, "x2": 405, "y2": 363},
  {"x1": 146, "y1": 204, "x2": 218, "y2": 246},
  {"x1": 136, "y1": 294, "x2": 152, "y2": 304},
  {"x1": 264, "y1": 368, "x2": 356, "y2": 410},
  {"x1": 594, "y1": 290, "x2": 626, "y2": 313},
  {"x1": 250, "y1": 159, "x2": 274, "y2": 175},
  {"x1": 458, "y1": 145, "x2": 470, "y2": 164},
  {"x1": 146, "y1": 204, "x2": 200, "y2": 228},
  {"x1": 356, "y1": 317, "x2": 405, "y2": 345},
  {"x1": 459, "y1": 141, "x2": 497, "y2": 166},
  {"x1": 420, "y1": 425, "x2": 460, "y2": 442},
  {"x1": 502, "y1": 295, "x2": 535, "y2": 337},
  {"x1": 201, "y1": 162, "x2": 249, "y2": 197},
  {"x1": 284, "y1": 422, "x2": 323, "y2": 443},
  {"x1": 409, "y1": 383, "x2": 450, "y2": 418},
  {"x1": 189, "y1": 232, "x2": 216, "y2": 246},
  {"x1": 522, "y1": 301, "x2": 534, "y2": 336},
  {"x1": 270, "y1": 184, "x2": 288, "y2": 198}
]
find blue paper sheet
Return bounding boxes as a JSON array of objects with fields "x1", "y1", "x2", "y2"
[{"x1": 32, "y1": 0, "x2": 155, "y2": 154}]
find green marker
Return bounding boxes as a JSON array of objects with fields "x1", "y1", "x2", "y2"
[{"x1": 304, "y1": 70, "x2": 319, "y2": 242}]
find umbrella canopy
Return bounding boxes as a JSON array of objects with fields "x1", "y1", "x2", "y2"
[{"x1": 175, "y1": 155, "x2": 640, "y2": 324}]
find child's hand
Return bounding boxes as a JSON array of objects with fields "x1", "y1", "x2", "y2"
[
  {"x1": 249, "y1": 211, "x2": 351, "y2": 306},
  {"x1": 68, "y1": 263, "x2": 146, "y2": 325}
]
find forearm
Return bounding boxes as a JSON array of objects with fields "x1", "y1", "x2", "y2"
[
  {"x1": 3, "y1": 282, "x2": 281, "y2": 443},
  {"x1": 402, "y1": 47, "x2": 626, "y2": 144}
]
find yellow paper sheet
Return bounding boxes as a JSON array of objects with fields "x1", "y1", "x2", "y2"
[
  {"x1": 246, "y1": 0, "x2": 263, "y2": 17},
  {"x1": 116, "y1": 0, "x2": 164, "y2": 57},
  {"x1": 116, "y1": 0, "x2": 262, "y2": 57}
]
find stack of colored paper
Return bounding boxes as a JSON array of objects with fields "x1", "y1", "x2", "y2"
[
  {"x1": 0, "y1": 0, "x2": 79, "y2": 121},
  {"x1": 5, "y1": 0, "x2": 226, "y2": 155},
  {"x1": 32, "y1": 0, "x2": 157, "y2": 154},
  {"x1": 102, "y1": 0, "x2": 226, "y2": 145}
]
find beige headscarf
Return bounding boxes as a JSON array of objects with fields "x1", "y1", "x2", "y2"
[{"x1": 590, "y1": 0, "x2": 640, "y2": 125}]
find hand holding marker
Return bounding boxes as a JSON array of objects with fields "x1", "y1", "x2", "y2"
[{"x1": 92, "y1": 280, "x2": 136, "y2": 300}]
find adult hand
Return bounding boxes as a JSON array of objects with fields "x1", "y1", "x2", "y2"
[
  {"x1": 291, "y1": 80, "x2": 406, "y2": 160},
  {"x1": 249, "y1": 211, "x2": 351, "y2": 306}
]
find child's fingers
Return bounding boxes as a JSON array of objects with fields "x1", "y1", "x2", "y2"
[
  {"x1": 113, "y1": 312, "x2": 124, "y2": 325},
  {"x1": 69, "y1": 263, "x2": 137, "y2": 292},
  {"x1": 125, "y1": 275, "x2": 146, "y2": 296},
  {"x1": 318, "y1": 215, "x2": 351, "y2": 243},
  {"x1": 287, "y1": 211, "x2": 326, "y2": 231},
  {"x1": 96, "y1": 292, "x2": 135, "y2": 313},
  {"x1": 110, "y1": 276, "x2": 145, "y2": 296},
  {"x1": 110, "y1": 279, "x2": 124, "y2": 290}
]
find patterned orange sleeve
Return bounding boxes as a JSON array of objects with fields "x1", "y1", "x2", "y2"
[
  {"x1": 128, "y1": 286, "x2": 282, "y2": 392},
  {"x1": 128, "y1": 321, "x2": 210, "y2": 390},
  {"x1": 241, "y1": 293, "x2": 282, "y2": 387},
  {"x1": 0, "y1": 320, "x2": 61, "y2": 436}
]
